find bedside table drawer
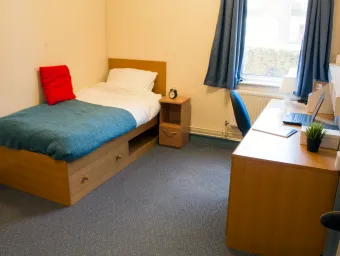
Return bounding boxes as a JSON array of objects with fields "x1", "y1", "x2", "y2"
[{"x1": 159, "y1": 125, "x2": 188, "y2": 148}]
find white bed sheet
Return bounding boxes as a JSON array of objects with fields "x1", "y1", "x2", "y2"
[{"x1": 76, "y1": 82, "x2": 161, "y2": 127}]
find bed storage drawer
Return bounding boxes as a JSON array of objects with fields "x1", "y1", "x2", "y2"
[{"x1": 69, "y1": 142, "x2": 128, "y2": 203}]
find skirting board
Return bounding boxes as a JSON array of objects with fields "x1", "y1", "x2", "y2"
[
  {"x1": 190, "y1": 126, "x2": 242, "y2": 141},
  {"x1": 190, "y1": 126, "x2": 225, "y2": 139}
]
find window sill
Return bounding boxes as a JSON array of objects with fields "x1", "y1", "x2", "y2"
[
  {"x1": 237, "y1": 79, "x2": 282, "y2": 95},
  {"x1": 238, "y1": 80, "x2": 281, "y2": 88}
]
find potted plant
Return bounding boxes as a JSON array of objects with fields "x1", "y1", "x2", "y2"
[{"x1": 305, "y1": 123, "x2": 327, "y2": 153}]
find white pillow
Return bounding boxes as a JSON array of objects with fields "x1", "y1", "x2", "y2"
[
  {"x1": 148, "y1": 82, "x2": 155, "y2": 91},
  {"x1": 107, "y1": 68, "x2": 158, "y2": 91}
]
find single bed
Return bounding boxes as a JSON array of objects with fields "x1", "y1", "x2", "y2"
[{"x1": 0, "y1": 58, "x2": 166, "y2": 206}]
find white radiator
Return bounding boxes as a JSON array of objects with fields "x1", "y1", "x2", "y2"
[
  {"x1": 191, "y1": 90, "x2": 283, "y2": 141},
  {"x1": 227, "y1": 90, "x2": 283, "y2": 127}
]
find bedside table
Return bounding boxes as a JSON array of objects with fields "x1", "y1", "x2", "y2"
[{"x1": 159, "y1": 96, "x2": 191, "y2": 148}]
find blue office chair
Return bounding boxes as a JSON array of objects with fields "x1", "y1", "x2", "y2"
[
  {"x1": 230, "y1": 90, "x2": 252, "y2": 137},
  {"x1": 320, "y1": 211, "x2": 340, "y2": 232}
]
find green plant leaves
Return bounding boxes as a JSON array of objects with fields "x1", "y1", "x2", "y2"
[{"x1": 305, "y1": 123, "x2": 327, "y2": 141}]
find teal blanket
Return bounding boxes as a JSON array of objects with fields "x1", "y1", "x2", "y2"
[{"x1": 0, "y1": 100, "x2": 137, "y2": 162}]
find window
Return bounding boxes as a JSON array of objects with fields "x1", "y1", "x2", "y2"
[{"x1": 242, "y1": 0, "x2": 308, "y2": 85}]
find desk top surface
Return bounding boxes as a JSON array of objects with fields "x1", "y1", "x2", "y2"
[{"x1": 233, "y1": 99, "x2": 338, "y2": 172}]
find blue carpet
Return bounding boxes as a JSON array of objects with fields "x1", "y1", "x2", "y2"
[{"x1": 0, "y1": 136, "x2": 255, "y2": 256}]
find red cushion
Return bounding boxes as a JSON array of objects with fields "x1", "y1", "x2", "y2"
[{"x1": 39, "y1": 65, "x2": 76, "y2": 105}]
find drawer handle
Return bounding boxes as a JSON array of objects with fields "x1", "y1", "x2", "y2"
[
  {"x1": 81, "y1": 177, "x2": 89, "y2": 184},
  {"x1": 163, "y1": 130, "x2": 178, "y2": 137},
  {"x1": 116, "y1": 154, "x2": 123, "y2": 161}
]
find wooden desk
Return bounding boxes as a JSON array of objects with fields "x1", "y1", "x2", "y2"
[{"x1": 226, "y1": 100, "x2": 339, "y2": 256}]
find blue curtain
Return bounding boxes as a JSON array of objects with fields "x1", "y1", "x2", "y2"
[
  {"x1": 204, "y1": 0, "x2": 247, "y2": 90},
  {"x1": 295, "y1": 0, "x2": 334, "y2": 99}
]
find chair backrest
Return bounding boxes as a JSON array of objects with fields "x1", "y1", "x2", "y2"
[{"x1": 230, "y1": 90, "x2": 252, "y2": 137}]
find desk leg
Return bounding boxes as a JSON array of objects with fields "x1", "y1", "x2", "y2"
[{"x1": 226, "y1": 156, "x2": 339, "y2": 256}]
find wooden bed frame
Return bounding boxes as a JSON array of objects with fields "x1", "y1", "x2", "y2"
[{"x1": 0, "y1": 58, "x2": 167, "y2": 206}]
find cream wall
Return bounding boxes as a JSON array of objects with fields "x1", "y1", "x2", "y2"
[
  {"x1": 1, "y1": 0, "x2": 339, "y2": 132},
  {"x1": 106, "y1": 0, "x2": 225, "y2": 133},
  {"x1": 0, "y1": 0, "x2": 108, "y2": 117},
  {"x1": 107, "y1": 0, "x2": 340, "y2": 134}
]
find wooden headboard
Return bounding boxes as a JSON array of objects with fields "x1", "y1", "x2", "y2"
[{"x1": 108, "y1": 58, "x2": 167, "y2": 96}]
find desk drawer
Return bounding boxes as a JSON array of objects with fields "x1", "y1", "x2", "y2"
[{"x1": 69, "y1": 142, "x2": 128, "y2": 201}]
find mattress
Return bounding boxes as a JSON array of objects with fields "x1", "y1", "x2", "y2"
[
  {"x1": 0, "y1": 83, "x2": 161, "y2": 162},
  {"x1": 76, "y1": 82, "x2": 161, "y2": 127}
]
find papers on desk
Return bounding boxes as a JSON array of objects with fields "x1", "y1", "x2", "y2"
[{"x1": 252, "y1": 125, "x2": 298, "y2": 138}]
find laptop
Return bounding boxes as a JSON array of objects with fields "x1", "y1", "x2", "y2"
[{"x1": 282, "y1": 93, "x2": 339, "y2": 130}]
